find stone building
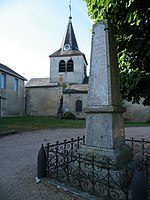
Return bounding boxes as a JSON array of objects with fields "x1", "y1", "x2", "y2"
[
  {"x1": 25, "y1": 15, "x2": 150, "y2": 122},
  {"x1": 0, "y1": 63, "x2": 27, "y2": 117},
  {"x1": 26, "y1": 15, "x2": 88, "y2": 118},
  {"x1": 49, "y1": 16, "x2": 88, "y2": 85},
  {"x1": 25, "y1": 78, "x2": 61, "y2": 116}
]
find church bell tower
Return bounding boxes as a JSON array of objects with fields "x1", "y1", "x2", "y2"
[{"x1": 49, "y1": 2, "x2": 88, "y2": 85}]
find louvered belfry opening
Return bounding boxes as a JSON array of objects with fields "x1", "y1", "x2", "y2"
[
  {"x1": 67, "y1": 59, "x2": 74, "y2": 72},
  {"x1": 59, "y1": 60, "x2": 65, "y2": 72}
]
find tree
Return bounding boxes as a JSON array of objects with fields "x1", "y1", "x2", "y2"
[{"x1": 84, "y1": 0, "x2": 150, "y2": 105}]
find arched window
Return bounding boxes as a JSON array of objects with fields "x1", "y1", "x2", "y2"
[
  {"x1": 76, "y1": 99, "x2": 82, "y2": 112},
  {"x1": 59, "y1": 60, "x2": 65, "y2": 72},
  {"x1": 67, "y1": 59, "x2": 74, "y2": 72}
]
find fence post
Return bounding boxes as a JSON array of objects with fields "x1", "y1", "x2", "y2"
[
  {"x1": 36, "y1": 144, "x2": 46, "y2": 183},
  {"x1": 132, "y1": 166, "x2": 148, "y2": 200}
]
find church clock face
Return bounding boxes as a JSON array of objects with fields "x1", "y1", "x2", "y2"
[{"x1": 64, "y1": 44, "x2": 70, "y2": 50}]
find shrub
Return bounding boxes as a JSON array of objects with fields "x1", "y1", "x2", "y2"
[{"x1": 62, "y1": 112, "x2": 76, "y2": 119}]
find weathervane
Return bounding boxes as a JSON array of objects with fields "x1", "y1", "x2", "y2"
[{"x1": 69, "y1": 0, "x2": 72, "y2": 21}]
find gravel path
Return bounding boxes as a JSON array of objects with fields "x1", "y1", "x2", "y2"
[{"x1": 0, "y1": 127, "x2": 149, "y2": 200}]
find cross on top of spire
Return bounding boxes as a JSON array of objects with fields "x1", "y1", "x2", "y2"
[{"x1": 69, "y1": 0, "x2": 72, "y2": 21}]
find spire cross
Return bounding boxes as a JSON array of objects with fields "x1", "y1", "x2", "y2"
[{"x1": 69, "y1": 0, "x2": 72, "y2": 21}]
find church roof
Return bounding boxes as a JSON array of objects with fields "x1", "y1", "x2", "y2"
[
  {"x1": 49, "y1": 17, "x2": 88, "y2": 65},
  {"x1": 63, "y1": 84, "x2": 88, "y2": 94},
  {"x1": 0, "y1": 63, "x2": 27, "y2": 81},
  {"x1": 25, "y1": 78, "x2": 58, "y2": 88},
  {"x1": 50, "y1": 48, "x2": 88, "y2": 65},
  {"x1": 61, "y1": 17, "x2": 79, "y2": 51}
]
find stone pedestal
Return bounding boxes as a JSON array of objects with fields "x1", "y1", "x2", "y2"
[
  {"x1": 86, "y1": 108, "x2": 125, "y2": 149},
  {"x1": 80, "y1": 143, "x2": 132, "y2": 164},
  {"x1": 81, "y1": 20, "x2": 131, "y2": 164}
]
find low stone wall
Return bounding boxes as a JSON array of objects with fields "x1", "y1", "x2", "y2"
[{"x1": 123, "y1": 99, "x2": 150, "y2": 122}]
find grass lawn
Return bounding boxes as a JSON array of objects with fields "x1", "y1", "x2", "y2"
[
  {"x1": 0, "y1": 116, "x2": 149, "y2": 136},
  {"x1": 0, "y1": 116, "x2": 86, "y2": 136}
]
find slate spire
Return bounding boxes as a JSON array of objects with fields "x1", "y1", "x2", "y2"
[{"x1": 61, "y1": 0, "x2": 79, "y2": 51}]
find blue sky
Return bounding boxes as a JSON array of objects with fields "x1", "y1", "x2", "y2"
[{"x1": 0, "y1": 0, "x2": 93, "y2": 80}]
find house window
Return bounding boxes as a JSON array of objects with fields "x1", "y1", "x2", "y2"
[
  {"x1": 76, "y1": 99, "x2": 82, "y2": 112},
  {"x1": 14, "y1": 78, "x2": 18, "y2": 92},
  {"x1": 84, "y1": 64, "x2": 86, "y2": 76},
  {"x1": 59, "y1": 60, "x2": 66, "y2": 72},
  {"x1": 67, "y1": 59, "x2": 74, "y2": 72},
  {"x1": 1, "y1": 73, "x2": 6, "y2": 89}
]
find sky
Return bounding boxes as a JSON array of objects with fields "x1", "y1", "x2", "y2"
[{"x1": 0, "y1": 0, "x2": 93, "y2": 81}]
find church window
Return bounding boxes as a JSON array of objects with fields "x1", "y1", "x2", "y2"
[
  {"x1": 67, "y1": 59, "x2": 74, "y2": 72},
  {"x1": 76, "y1": 99, "x2": 82, "y2": 112},
  {"x1": 59, "y1": 60, "x2": 66, "y2": 72}
]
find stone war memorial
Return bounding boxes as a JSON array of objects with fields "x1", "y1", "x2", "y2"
[
  {"x1": 38, "y1": 20, "x2": 148, "y2": 200},
  {"x1": 82, "y1": 20, "x2": 131, "y2": 163}
]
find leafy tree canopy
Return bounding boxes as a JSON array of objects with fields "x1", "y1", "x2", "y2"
[{"x1": 84, "y1": 0, "x2": 150, "y2": 105}]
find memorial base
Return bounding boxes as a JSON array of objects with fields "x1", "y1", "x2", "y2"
[{"x1": 79, "y1": 144, "x2": 132, "y2": 165}]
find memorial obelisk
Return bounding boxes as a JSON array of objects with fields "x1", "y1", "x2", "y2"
[{"x1": 82, "y1": 20, "x2": 131, "y2": 163}]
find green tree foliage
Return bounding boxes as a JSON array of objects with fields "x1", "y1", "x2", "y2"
[{"x1": 84, "y1": 0, "x2": 150, "y2": 105}]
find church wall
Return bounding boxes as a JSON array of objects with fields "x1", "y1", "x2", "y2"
[
  {"x1": 63, "y1": 91, "x2": 150, "y2": 122},
  {"x1": 50, "y1": 55, "x2": 86, "y2": 84},
  {"x1": 63, "y1": 92, "x2": 88, "y2": 118},
  {"x1": 25, "y1": 83, "x2": 150, "y2": 122},
  {"x1": 50, "y1": 57, "x2": 59, "y2": 83},
  {"x1": 25, "y1": 86, "x2": 62, "y2": 116}
]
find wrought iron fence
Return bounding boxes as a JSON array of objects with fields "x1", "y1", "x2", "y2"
[
  {"x1": 126, "y1": 137, "x2": 150, "y2": 160},
  {"x1": 44, "y1": 136, "x2": 150, "y2": 200}
]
